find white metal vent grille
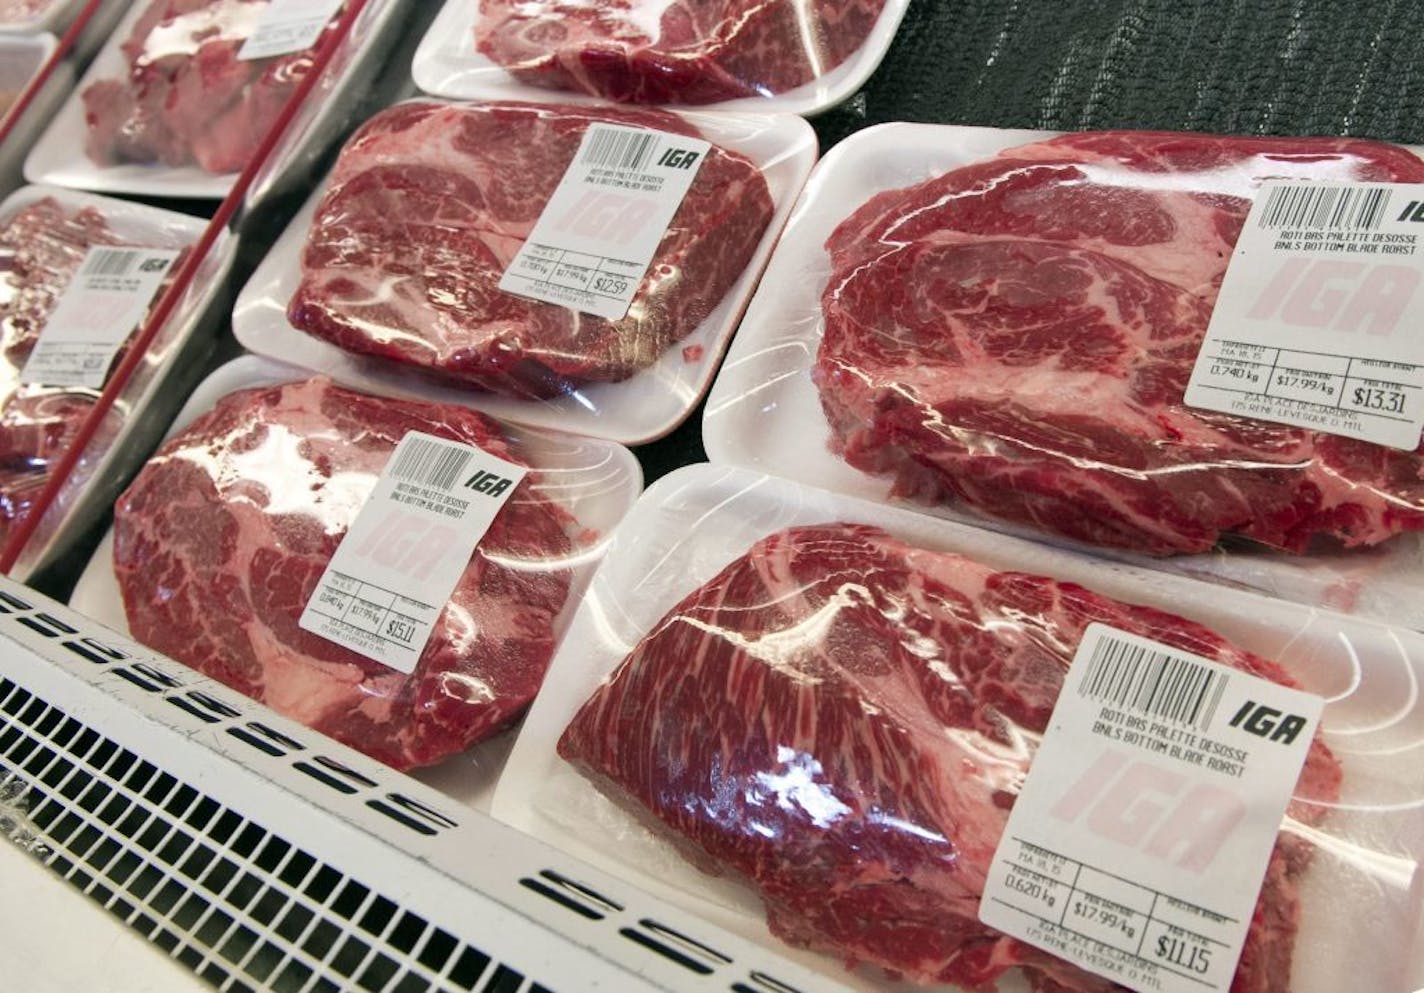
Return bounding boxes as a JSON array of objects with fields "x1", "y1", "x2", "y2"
[
  {"x1": 0, "y1": 580, "x2": 843, "y2": 993},
  {"x1": 0, "y1": 674, "x2": 551, "y2": 993}
]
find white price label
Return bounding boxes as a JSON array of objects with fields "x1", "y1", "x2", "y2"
[
  {"x1": 498, "y1": 124, "x2": 711, "y2": 321},
  {"x1": 297, "y1": 432, "x2": 527, "y2": 674},
  {"x1": 1185, "y1": 181, "x2": 1424, "y2": 450},
  {"x1": 21, "y1": 246, "x2": 180, "y2": 389},
  {"x1": 237, "y1": 0, "x2": 342, "y2": 61},
  {"x1": 979, "y1": 624, "x2": 1323, "y2": 993}
]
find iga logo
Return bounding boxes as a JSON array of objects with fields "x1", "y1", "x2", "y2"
[
  {"x1": 657, "y1": 147, "x2": 701, "y2": 170},
  {"x1": 1226, "y1": 701, "x2": 1308, "y2": 744},
  {"x1": 1050, "y1": 750, "x2": 1245, "y2": 872},
  {"x1": 463, "y1": 469, "x2": 514, "y2": 498},
  {"x1": 1246, "y1": 258, "x2": 1418, "y2": 335},
  {"x1": 353, "y1": 508, "x2": 459, "y2": 577},
  {"x1": 554, "y1": 190, "x2": 657, "y2": 246}
]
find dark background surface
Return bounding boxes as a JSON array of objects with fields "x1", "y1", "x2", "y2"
[
  {"x1": 816, "y1": 0, "x2": 1424, "y2": 144},
  {"x1": 636, "y1": 0, "x2": 1424, "y2": 482}
]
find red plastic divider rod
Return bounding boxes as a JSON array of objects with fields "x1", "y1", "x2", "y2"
[
  {"x1": 0, "y1": 0, "x2": 372, "y2": 573},
  {"x1": 0, "y1": 0, "x2": 104, "y2": 144}
]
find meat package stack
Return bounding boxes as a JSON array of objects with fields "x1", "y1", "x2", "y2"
[
  {"x1": 0, "y1": 185, "x2": 230, "y2": 580},
  {"x1": 24, "y1": 0, "x2": 408, "y2": 199},
  {"x1": 79, "y1": 0, "x2": 866, "y2": 794},
  {"x1": 147, "y1": 0, "x2": 930, "y2": 790},
  {"x1": 628, "y1": 122, "x2": 1424, "y2": 991},
  {"x1": 36, "y1": 4, "x2": 1424, "y2": 993},
  {"x1": 372, "y1": 6, "x2": 1419, "y2": 993},
  {"x1": 0, "y1": 0, "x2": 431, "y2": 581},
  {"x1": 0, "y1": 0, "x2": 416, "y2": 581}
]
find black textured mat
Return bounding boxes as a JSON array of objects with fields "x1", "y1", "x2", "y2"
[{"x1": 815, "y1": 0, "x2": 1424, "y2": 147}]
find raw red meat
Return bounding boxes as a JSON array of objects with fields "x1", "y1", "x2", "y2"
[
  {"x1": 287, "y1": 100, "x2": 774, "y2": 399},
  {"x1": 0, "y1": 198, "x2": 133, "y2": 553},
  {"x1": 814, "y1": 131, "x2": 1424, "y2": 555},
  {"x1": 113, "y1": 377, "x2": 577, "y2": 770},
  {"x1": 558, "y1": 522, "x2": 1342, "y2": 991},
  {"x1": 81, "y1": 0, "x2": 341, "y2": 173},
  {"x1": 0, "y1": 0, "x2": 51, "y2": 20},
  {"x1": 475, "y1": 0, "x2": 888, "y2": 105}
]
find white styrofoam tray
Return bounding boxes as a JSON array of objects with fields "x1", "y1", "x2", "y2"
[
  {"x1": 22, "y1": 0, "x2": 405, "y2": 201},
  {"x1": 0, "y1": 0, "x2": 72, "y2": 32},
  {"x1": 490, "y1": 462, "x2": 1424, "y2": 993},
  {"x1": 0, "y1": 0, "x2": 126, "y2": 63},
  {"x1": 702, "y1": 122, "x2": 1424, "y2": 631},
  {"x1": 412, "y1": 0, "x2": 910, "y2": 118},
  {"x1": 0, "y1": 32, "x2": 68, "y2": 199},
  {"x1": 0, "y1": 25, "x2": 50, "y2": 89},
  {"x1": 1, "y1": 183, "x2": 234, "y2": 582},
  {"x1": 233, "y1": 101, "x2": 817, "y2": 446},
  {"x1": 69, "y1": 353, "x2": 645, "y2": 811}
]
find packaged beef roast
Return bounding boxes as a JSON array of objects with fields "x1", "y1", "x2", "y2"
[
  {"x1": 23, "y1": 0, "x2": 405, "y2": 202},
  {"x1": 95, "y1": 358, "x2": 641, "y2": 772},
  {"x1": 704, "y1": 124, "x2": 1424, "y2": 627},
  {"x1": 412, "y1": 0, "x2": 909, "y2": 115},
  {"x1": 0, "y1": 185, "x2": 226, "y2": 581},
  {"x1": 0, "y1": 0, "x2": 58, "y2": 24},
  {"x1": 492, "y1": 464, "x2": 1424, "y2": 993},
  {"x1": 76, "y1": 0, "x2": 345, "y2": 174},
  {"x1": 233, "y1": 99, "x2": 813, "y2": 444}
]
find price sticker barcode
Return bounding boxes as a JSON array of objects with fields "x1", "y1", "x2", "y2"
[
  {"x1": 82, "y1": 248, "x2": 154, "y2": 277},
  {"x1": 980, "y1": 624, "x2": 1323, "y2": 993},
  {"x1": 1077, "y1": 634, "x2": 1231, "y2": 733},
  {"x1": 297, "y1": 431, "x2": 527, "y2": 673},
  {"x1": 388, "y1": 435, "x2": 478, "y2": 492},
  {"x1": 579, "y1": 128, "x2": 659, "y2": 171},
  {"x1": 1255, "y1": 184, "x2": 1392, "y2": 231}
]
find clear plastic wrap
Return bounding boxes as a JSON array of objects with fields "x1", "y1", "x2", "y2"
[
  {"x1": 71, "y1": 356, "x2": 642, "y2": 773},
  {"x1": 475, "y1": 0, "x2": 885, "y2": 103},
  {"x1": 704, "y1": 124, "x2": 1424, "y2": 627},
  {"x1": 0, "y1": 30, "x2": 53, "y2": 117},
  {"x1": 76, "y1": 0, "x2": 345, "y2": 174},
  {"x1": 234, "y1": 98, "x2": 815, "y2": 444},
  {"x1": 0, "y1": 33, "x2": 68, "y2": 200},
  {"x1": 412, "y1": 0, "x2": 911, "y2": 116},
  {"x1": 0, "y1": 184, "x2": 229, "y2": 581},
  {"x1": 492, "y1": 463, "x2": 1424, "y2": 993},
  {"x1": 0, "y1": 770, "x2": 48, "y2": 855},
  {"x1": 23, "y1": 0, "x2": 404, "y2": 200},
  {"x1": 0, "y1": 0, "x2": 128, "y2": 65},
  {"x1": 0, "y1": 0, "x2": 55, "y2": 24}
]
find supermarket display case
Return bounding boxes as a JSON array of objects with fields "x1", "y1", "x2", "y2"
[{"x1": 6, "y1": 2, "x2": 1424, "y2": 991}]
